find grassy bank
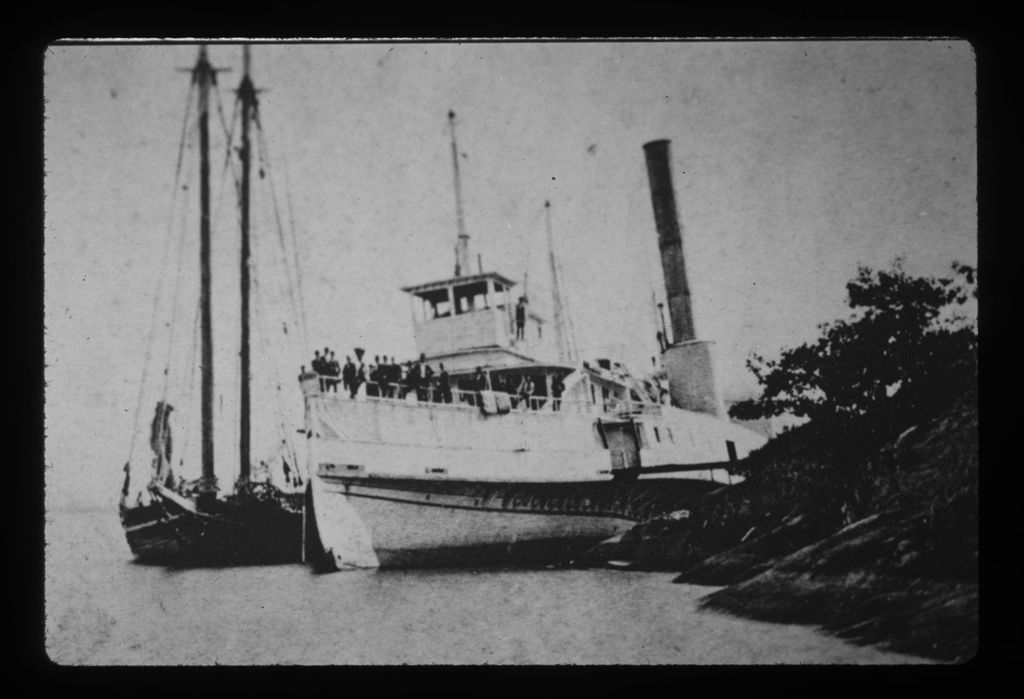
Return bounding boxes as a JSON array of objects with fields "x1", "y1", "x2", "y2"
[{"x1": 581, "y1": 384, "x2": 978, "y2": 662}]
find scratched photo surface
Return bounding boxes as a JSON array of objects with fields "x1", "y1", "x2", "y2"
[{"x1": 44, "y1": 40, "x2": 975, "y2": 665}]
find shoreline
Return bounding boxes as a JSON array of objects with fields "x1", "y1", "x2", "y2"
[{"x1": 580, "y1": 387, "x2": 978, "y2": 663}]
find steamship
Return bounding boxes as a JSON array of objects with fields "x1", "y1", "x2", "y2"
[{"x1": 304, "y1": 132, "x2": 767, "y2": 570}]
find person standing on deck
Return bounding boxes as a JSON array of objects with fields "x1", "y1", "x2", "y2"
[
  {"x1": 468, "y1": 366, "x2": 487, "y2": 406},
  {"x1": 322, "y1": 347, "x2": 332, "y2": 391},
  {"x1": 327, "y1": 351, "x2": 341, "y2": 392},
  {"x1": 515, "y1": 296, "x2": 527, "y2": 341},
  {"x1": 342, "y1": 355, "x2": 355, "y2": 396},
  {"x1": 405, "y1": 357, "x2": 420, "y2": 400},
  {"x1": 424, "y1": 361, "x2": 436, "y2": 402},
  {"x1": 517, "y1": 375, "x2": 535, "y2": 410},
  {"x1": 367, "y1": 356, "x2": 381, "y2": 397},
  {"x1": 438, "y1": 364, "x2": 452, "y2": 403},
  {"x1": 312, "y1": 350, "x2": 326, "y2": 391},
  {"x1": 351, "y1": 348, "x2": 366, "y2": 398},
  {"x1": 377, "y1": 356, "x2": 390, "y2": 397},
  {"x1": 385, "y1": 356, "x2": 399, "y2": 397},
  {"x1": 408, "y1": 353, "x2": 431, "y2": 401},
  {"x1": 552, "y1": 374, "x2": 565, "y2": 412}
]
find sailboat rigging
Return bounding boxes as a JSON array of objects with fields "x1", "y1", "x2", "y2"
[{"x1": 119, "y1": 46, "x2": 306, "y2": 566}]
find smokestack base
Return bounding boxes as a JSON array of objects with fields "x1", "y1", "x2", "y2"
[{"x1": 663, "y1": 340, "x2": 724, "y2": 417}]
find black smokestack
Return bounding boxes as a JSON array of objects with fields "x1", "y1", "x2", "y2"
[{"x1": 643, "y1": 139, "x2": 695, "y2": 344}]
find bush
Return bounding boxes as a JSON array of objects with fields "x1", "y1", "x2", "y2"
[{"x1": 730, "y1": 259, "x2": 976, "y2": 427}]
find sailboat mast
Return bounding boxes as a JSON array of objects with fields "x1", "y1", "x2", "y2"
[
  {"x1": 194, "y1": 46, "x2": 219, "y2": 500},
  {"x1": 237, "y1": 46, "x2": 257, "y2": 485},
  {"x1": 545, "y1": 201, "x2": 567, "y2": 363},
  {"x1": 449, "y1": 110, "x2": 469, "y2": 277}
]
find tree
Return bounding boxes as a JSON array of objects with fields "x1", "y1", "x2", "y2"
[{"x1": 730, "y1": 260, "x2": 976, "y2": 425}]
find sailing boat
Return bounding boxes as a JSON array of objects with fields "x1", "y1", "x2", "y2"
[
  {"x1": 303, "y1": 113, "x2": 768, "y2": 570},
  {"x1": 119, "y1": 46, "x2": 306, "y2": 566}
]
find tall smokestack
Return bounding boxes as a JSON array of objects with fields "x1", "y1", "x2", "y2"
[
  {"x1": 642, "y1": 139, "x2": 723, "y2": 417},
  {"x1": 643, "y1": 139, "x2": 695, "y2": 344}
]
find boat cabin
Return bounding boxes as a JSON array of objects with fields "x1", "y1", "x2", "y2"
[{"x1": 403, "y1": 271, "x2": 552, "y2": 374}]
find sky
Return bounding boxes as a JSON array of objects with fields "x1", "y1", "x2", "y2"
[{"x1": 43, "y1": 40, "x2": 976, "y2": 508}]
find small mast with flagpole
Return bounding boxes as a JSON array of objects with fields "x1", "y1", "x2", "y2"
[
  {"x1": 545, "y1": 200, "x2": 568, "y2": 363},
  {"x1": 449, "y1": 110, "x2": 470, "y2": 277}
]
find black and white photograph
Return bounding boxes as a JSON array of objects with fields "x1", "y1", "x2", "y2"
[{"x1": 43, "y1": 39, "x2": 977, "y2": 665}]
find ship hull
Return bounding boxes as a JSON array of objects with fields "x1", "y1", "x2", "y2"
[
  {"x1": 310, "y1": 473, "x2": 720, "y2": 570},
  {"x1": 120, "y1": 484, "x2": 305, "y2": 567}
]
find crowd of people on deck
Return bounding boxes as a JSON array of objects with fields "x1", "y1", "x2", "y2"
[{"x1": 298, "y1": 347, "x2": 566, "y2": 411}]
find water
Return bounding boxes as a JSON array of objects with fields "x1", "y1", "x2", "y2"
[{"x1": 45, "y1": 507, "x2": 929, "y2": 665}]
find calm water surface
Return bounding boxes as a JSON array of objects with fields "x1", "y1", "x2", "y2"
[{"x1": 45, "y1": 507, "x2": 929, "y2": 665}]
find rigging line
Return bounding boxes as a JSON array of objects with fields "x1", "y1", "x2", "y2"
[
  {"x1": 127, "y1": 83, "x2": 196, "y2": 469},
  {"x1": 253, "y1": 156, "x2": 302, "y2": 370},
  {"x1": 250, "y1": 257, "x2": 293, "y2": 425},
  {"x1": 175, "y1": 293, "x2": 203, "y2": 479},
  {"x1": 279, "y1": 146, "x2": 311, "y2": 352},
  {"x1": 249, "y1": 267, "x2": 296, "y2": 473},
  {"x1": 219, "y1": 97, "x2": 241, "y2": 202},
  {"x1": 223, "y1": 325, "x2": 241, "y2": 485},
  {"x1": 211, "y1": 83, "x2": 242, "y2": 238},
  {"x1": 254, "y1": 122, "x2": 303, "y2": 338},
  {"x1": 158, "y1": 138, "x2": 201, "y2": 405},
  {"x1": 213, "y1": 79, "x2": 237, "y2": 177},
  {"x1": 558, "y1": 257, "x2": 580, "y2": 363}
]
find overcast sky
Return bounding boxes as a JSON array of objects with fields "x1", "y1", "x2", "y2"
[{"x1": 43, "y1": 40, "x2": 976, "y2": 507}]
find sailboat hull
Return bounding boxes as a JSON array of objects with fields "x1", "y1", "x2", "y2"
[
  {"x1": 310, "y1": 474, "x2": 719, "y2": 570},
  {"x1": 120, "y1": 485, "x2": 305, "y2": 567}
]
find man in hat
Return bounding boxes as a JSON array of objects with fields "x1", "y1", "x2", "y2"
[
  {"x1": 312, "y1": 349, "x2": 325, "y2": 390},
  {"x1": 327, "y1": 351, "x2": 341, "y2": 392},
  {"x1": 342, "y1": 355, "x2": 355, "y2": 396},
  {"x1": 351, "y1": 348, "x2": 366, "y2": 398}
]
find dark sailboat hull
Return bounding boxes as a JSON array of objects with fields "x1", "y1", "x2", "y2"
[{"x1": 120, "y1": 484, "x2": 305, "y2": 567}]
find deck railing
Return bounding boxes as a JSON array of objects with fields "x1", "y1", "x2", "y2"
[{"x1": 302, "y1": 372, "x2": 661, "y2": 417}]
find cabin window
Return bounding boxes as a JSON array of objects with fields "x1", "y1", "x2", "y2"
[
  {"x1": 636, "y1": 424, "x2": 647, "y2": 447},
  {"x1": 453, "y1": 281, "x2": 489, "y2": 315},
  {"x1": 417, "y1": 287, "x2": 452, "y2": 319},
  {"x1": 653, "y1": 426, "x2": 661, "y2": 442},
  {"x1": 666, "y1": 428, "x2": 674, "y2": 443}
]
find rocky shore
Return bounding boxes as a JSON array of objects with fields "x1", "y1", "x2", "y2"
[{"x1": 581, "y1": 386, "x2": 978, "y2": 663}]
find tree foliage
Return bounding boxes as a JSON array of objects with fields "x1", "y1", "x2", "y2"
[{"x1": 730, "y1": 260, "x2": 977, "y2": 425}]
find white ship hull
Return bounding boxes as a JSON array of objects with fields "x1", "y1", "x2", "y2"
[
  {"x1": 309, "y1": 470, "x2": 719, "y2": 569},
  {"x1": 304, "y1": 380, "x2": 764, "y2": 570}
]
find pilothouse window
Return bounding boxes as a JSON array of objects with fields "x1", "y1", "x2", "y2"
[
  {"x1": 453, "y1": 281, "x2": 489, "y2": 315},
  {"x1": 417, "y1": 287, "x2": 451, "y2": 319}
]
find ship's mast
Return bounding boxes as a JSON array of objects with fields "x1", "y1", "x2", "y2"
[
  {"x1": 545, "y1": 201, "x2": 568, "y2": 363},
  {"x1": 237, "y1": 46, "x2": 258, "y2": 485},
  {"x1": 194, "y1": 46, "x2": 220, "y2": 501},
  {"x1": 449, "y1": 110, "x2": 470, "y2": 277}
]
